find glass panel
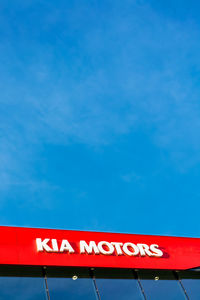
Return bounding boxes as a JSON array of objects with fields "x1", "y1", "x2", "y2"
[
  {"x1": 138, "y1": 270, "x2": 186, "y2": 300},
  {"x1": 0, "y1": 277, "x2": 46, "y2": 300},
  {"x1": 47, "y1": 278, "x2": 96, "y2": 299},
  {"x1": 180, "y1": 279, "x2": 200, "y2": 300},
  {"x1": 47, "y1": 268, "x2": 97, "y2": 300},
  {"x1": 94, "y1": 269, "x2": 143, "y2": 300},
  {"x1": 179, "y1": 270, "x2": 200, "y2": 300}
]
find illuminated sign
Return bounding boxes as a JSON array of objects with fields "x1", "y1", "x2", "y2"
[
  {"x1": 36, "y1": 238, "x2": 163, "y2": 257},
  {"x1": 0, "y1": 226, "x2": 199, "y2": 270}
]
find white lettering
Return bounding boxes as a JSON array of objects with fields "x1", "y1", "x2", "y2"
[
  {"x1": 52, "y1": 239, "x2": 59, "y2": 252},
  {"x1": 36, "y1": 238, "x2": 163, "y2": 258},
  {"x1": 111, "y1": 242, "x2": 123, "y2": 255},
  {"x1": 123, "y1": 243, "x2": 139, "y2": 256},
  {"x1": 137, "y1": 244, "x2": 153, "y2": 256},
  {"x1": 80, "y1": 240, "x2": 100, "y2": 254},
  {"x1": 98, "y1": 241, "x2": 115, "y2": 255},
  {"x1": 150, "y1": 244, "x2": 163, "y2": 257},
  {"x1": 36, "y1": 238, "x2": 52, "y2": 252},
  {"x1": 60, "y1": 240, "x2": 75, "y2": 253}
]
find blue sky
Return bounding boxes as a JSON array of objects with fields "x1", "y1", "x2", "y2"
[{"x1": 1, "y1": 0, "x2": 200, "y2": 237}]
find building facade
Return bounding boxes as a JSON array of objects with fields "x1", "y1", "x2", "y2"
[{"x1": 0, "y1": 226, "x2": 199, "y2": 299}]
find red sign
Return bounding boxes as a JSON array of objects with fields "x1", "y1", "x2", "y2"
[{"x1": 0, "y1": 226, "x2": 199, "y2": 270}]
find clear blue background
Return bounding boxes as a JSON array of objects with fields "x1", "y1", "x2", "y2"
[{"x1": 1, "y1": 0, "x2": 200, "y2": 237}]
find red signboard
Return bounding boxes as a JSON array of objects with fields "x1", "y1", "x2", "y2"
[{"x1": 0, "y1": 226, "x2": 199, "y2": 270}]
